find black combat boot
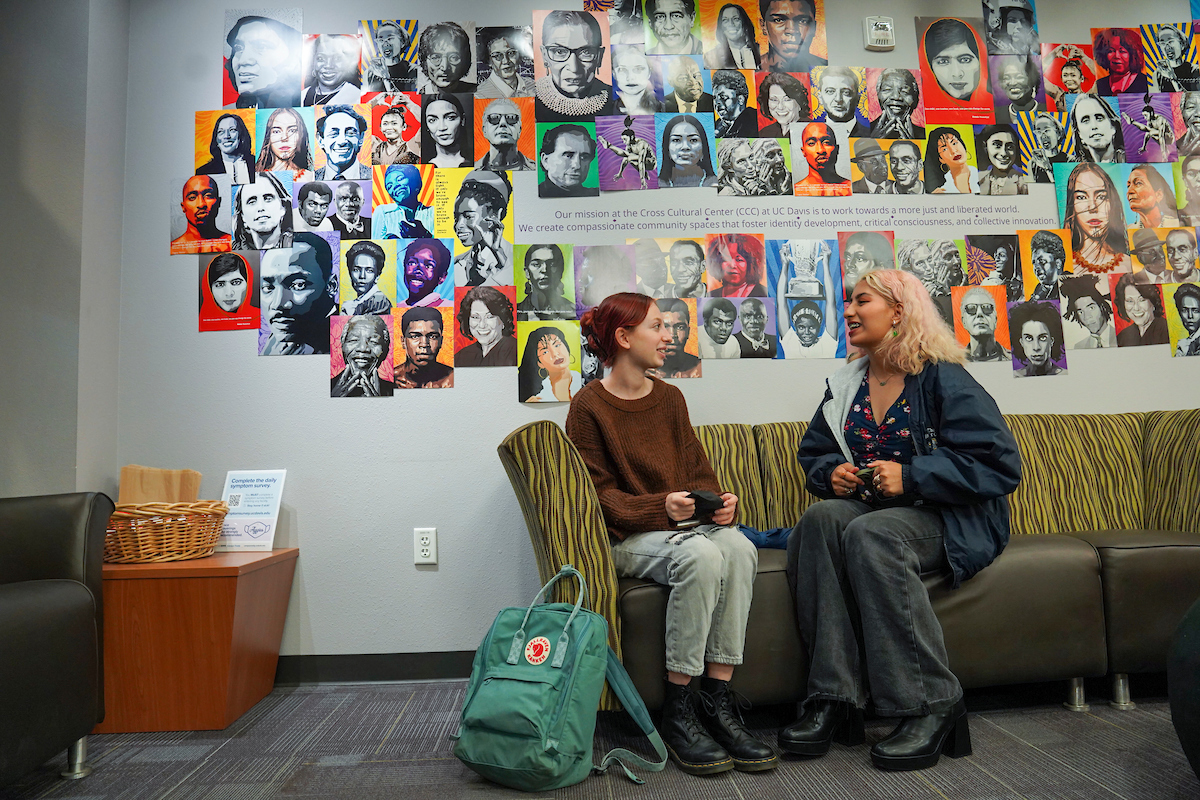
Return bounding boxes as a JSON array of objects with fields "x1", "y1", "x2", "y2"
[
  {"x1": 697, "y1": 677, "x2": 779, "y2": 771},
  {"x1": 660, "y1": 679, "x2": 734, "y2": 775}
]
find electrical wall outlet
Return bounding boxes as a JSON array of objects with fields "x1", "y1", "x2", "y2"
[{"x1": 414, "y1": 527, "x2": 437, "y2": 565}]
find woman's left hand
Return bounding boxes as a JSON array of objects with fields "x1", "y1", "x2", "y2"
[
  {"x1": 711, "y1": 493, "x2": 738, "y2": 526},
  {"x1": 865, "y1": 461, "x2": 903, "y2": 498}
]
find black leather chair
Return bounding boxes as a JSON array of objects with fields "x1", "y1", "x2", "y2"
[{"x1": 0, "y1": 492, "x2": 113, "y2": 787}]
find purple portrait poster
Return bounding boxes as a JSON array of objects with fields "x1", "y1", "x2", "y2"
[
  {"x1": 595, "y1": 114, "x2": 659, "y2": 191},
  {"x1": 1119, "y1": 92, "x2": 1177, "y2": 163}
]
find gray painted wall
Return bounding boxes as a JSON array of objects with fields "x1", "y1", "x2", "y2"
[
  {"x1": 0, "y1": 1, "x2": 90, "y2": 496},
  {"x1": 27, "y1": 0, "x2": 1198, "y2": 659}
]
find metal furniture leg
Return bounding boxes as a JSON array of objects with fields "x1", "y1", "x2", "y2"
[
  {"x1": 60, "y1": 737, "x2": 93, "y2": 780},
  {"x1": 1064, "y1": 677, "x2": 1090, "y2": 712},
  {"x1": 1110, "y1": 673, "x2": 1137, "y2": 710}
]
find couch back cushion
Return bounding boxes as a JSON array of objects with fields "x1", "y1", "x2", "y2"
[
  {"x1": 1142, "y1": 408, "x2": 1200, "y2": 532},
  {"x1": 693, "y1": 424, "x2": 769, "y2": 531},
  {"x1": 1003, "y1": 413, "x2": 1145, "y2": 535},
  {"x1": 497, "y1": 421, "x2": 622, "y2": 648},
  {"x1": 753, "y1": 421, "x2": 820, "y2": 530}
]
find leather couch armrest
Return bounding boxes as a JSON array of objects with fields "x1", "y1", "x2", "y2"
[{"x1": 0, "y1": 493, "x2": 114, "y2": 601}]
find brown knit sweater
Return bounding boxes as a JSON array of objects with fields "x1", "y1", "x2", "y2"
[{"x1": 565, "y1": 377, "x2": 725, "y2": 540}]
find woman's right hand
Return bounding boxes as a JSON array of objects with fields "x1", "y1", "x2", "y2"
[
  {"x1": 830, "y1": 463, "x2": 865, "y2": 497},
  {"x1": 665, "y1": 492, "x2": 697, "y2": 522}
]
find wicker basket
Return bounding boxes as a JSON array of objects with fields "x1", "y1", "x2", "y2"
[{"x1": 104, "y1": 501, "x2": 229, "y2": 563}]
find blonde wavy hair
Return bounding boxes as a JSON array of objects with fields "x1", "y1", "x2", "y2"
[{"x1": 850, "y1": 269, "x2": 965, "y2": 373}]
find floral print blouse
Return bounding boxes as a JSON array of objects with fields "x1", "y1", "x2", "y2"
[{"x1": 843, "y1": 374, "x2": 916, "y2": 505}]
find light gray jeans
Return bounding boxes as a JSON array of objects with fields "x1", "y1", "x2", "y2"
[{"x1": 611, "y1": 525, "x2": 758, "y2": 677}]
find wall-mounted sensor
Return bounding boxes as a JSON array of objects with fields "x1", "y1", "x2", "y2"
[{"x1": 864, "y1": 16, "x2": 895, "y2": 51}]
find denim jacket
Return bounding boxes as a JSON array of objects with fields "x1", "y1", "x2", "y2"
[{"x1": 799, "y1": 359, "x2": 1023, "y2": 587}]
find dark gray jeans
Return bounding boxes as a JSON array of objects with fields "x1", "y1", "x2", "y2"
[{"x1": 786, "y1": 499, "x2": 962, "y2": 717}]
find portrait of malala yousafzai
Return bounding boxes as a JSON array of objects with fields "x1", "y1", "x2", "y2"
[
  {"x1": 916, "y1": 17, "x2": 995, "y2": 126},
  {"x1": 199, "y1": 251, "x2": 260, "y2": 332}
]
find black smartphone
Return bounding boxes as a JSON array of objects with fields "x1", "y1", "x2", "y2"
[{"x1": 687, "y1": 490, "x2": 725, "y2": 514}]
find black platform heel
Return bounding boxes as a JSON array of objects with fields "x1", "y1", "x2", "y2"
[
  {"x1": 870, "y1": 698, "x2": 971, "y2": 771},
  {"x1": 778, "y1": 700, "x2": 865, "y2": 757}
]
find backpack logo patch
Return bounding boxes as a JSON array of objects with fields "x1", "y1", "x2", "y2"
[{"x1": 525, "y1": 636, "x2": 551, "y2": 665}]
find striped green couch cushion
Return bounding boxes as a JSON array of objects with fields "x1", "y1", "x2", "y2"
[
  {"x1": 1003, "y1": 413, "x2": 1145, "y2": 535},
  {"x1": 694, "y1": 424, "x2": 768, "y2": 531},
  {"x1": 1142, "y1": 408, "x2": 1200, "y2": 532},
  {"x1": 753, "y1": 421, "x2": 819, "y2": 531}
]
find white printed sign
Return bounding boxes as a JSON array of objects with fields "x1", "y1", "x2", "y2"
[{"x1": 217, "y1": 469, "x2": 287, "y2": 551}]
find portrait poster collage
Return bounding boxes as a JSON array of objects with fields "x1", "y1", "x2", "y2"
[{"x1": 172, "y1": 2, "x2": 1200, "y2": 403}]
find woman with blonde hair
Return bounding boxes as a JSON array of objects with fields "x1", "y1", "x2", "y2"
[{"x1": 779, "y1": 269, "x2": 1021, "y2": 772}]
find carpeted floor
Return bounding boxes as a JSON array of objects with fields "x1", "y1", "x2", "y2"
[{"x1": 3, "y1": 681, "x2": 1198, "y2": 799}]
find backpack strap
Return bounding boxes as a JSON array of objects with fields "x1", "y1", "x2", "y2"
[
  {"x1": 593, "y1": 647, "x2": 668, "y2": 784},
  {"x1": 507, "y1": 564, "x2": 588, "y2": 666}
]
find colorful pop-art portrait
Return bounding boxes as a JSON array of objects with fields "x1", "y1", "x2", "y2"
[
  {"x1": 369, "y1": 95, "x2": 422, "y2": 167},
  {"x1": 222, "y1": 8, "x2": 303, "y2": 109},
  {"x1": 171, "y1": 174, "x2": 232, "y2": 255},
  {"x1": 515, "y1": 243, "x2": 577, "y2": 321},
  {"x1": 1140, "y1": 23, "x2": 1199, "y2": 93},
  {"x1": 338, "y1": 239, "x2": 396, "y2": 315},
  {"x1": 330, "y1": 314, "x2": 395, "y2": 397},
  {"x1": 766, "y1": 237, "x2": 844, "y2": 359},
  {"x1": 647, "y1": 297, "x2": 703, "y2": 377},
  {"x1": 1110, "y1": 272, "x2": 1169, "y2": 347},
  {"x1": 473, "y1": 96, "x2": 537, "y2": 171},
  {"x1": 1040, "y1": 42, "x2": 1097, "y2": 111},
  {"x1": 453, "y1": 285, "x2": 518, "y2": 367},
  {"x1": 917, "y1": 17, "x2": 995, "y2": 125},
  {"x1": 313, "y1": 103, "x2": 372, "y2": 179},
  {"x1": 699, "y1": 0, "x2": 763, "y2": 70},
  {"x1": 1164, "y1": 282, "x2": 1200, "y2": 355},
  {"x1": 705, "y1": 233, "x2": 767, "y2": 298},
  {"x1": 1013, "y1": 110, "x2": 1069, "y2": 183},
  {"x1": 611, "y1": 44, "x2": 666, "y2": 115},
  {"x1": 392, "y1": 305, "x2": 455, "y2": 388},
  {"x1": 1118, "y1": 92, "x2": 1176, "y2": 163},
  {"x1": 1008, "y1": 298, "x2": 1069, "y2": 376},
  {"x1": 595, "y1": 114, "x2": 659, "y2": 190},
  {"x1": 476, "y1": 26, "x2": 536, "y2": 98},
  {"x1": 422, "y1": 92, "x2": 474, "y2": 168},
  {"x1": 988, "y1": 53, "x2": 1045, "y2": 125},
  {"x1": 1018, "y1": 228, "x2": 1072, "y2": 302},
  {"x1": 195, "y1": 109, "x2": 257, "y2": 183},
  {"x1": 199, "y1": 250, "x2": 260, "y2": 331},
  {"x1": 301, "y1": 34, "x2": 362, "y2": 106},
  {"x1": 951, "y1": 284, "x2": 1011, "y2": 363},
  {"x1": 517, "y1": 320, "x2": 582, "y2": 402},
  {"x1": 657, "y1": 112, "x2": 718, "y2": 188},
  {"x1": 838, "y1": 230, "x2": 895, "y2": 292},
  {"x1": 416, "y1": 20, "x2": 478, "y2": 94},
  {"x1": 536, "y1": 121, "x2": 602, "y2": 197},
  {"x1": 982, "y1": 0, "x2": 1038, "y2": 57},
  {"x1": 864, "y1": 67, "x2": 926, "y2": 139},
  {"x1": 433, "y1": 167, "x2": 515, "y2": 288},
  {"x1": 1059, "y1": 274, "x2": 1117, "y2": 349},
  {"x1": 359, "y1": 20, "x2": 419, "y2": 96},
  {"x1": 1090, "y1": 27, "x2": 1148, "y2": 95},
  {"x1": 924, "y1": 124, "x2": 980, "y2": 194}
]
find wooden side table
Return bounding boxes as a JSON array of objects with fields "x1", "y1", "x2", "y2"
[{"x1": 94, "y1": 549, "x2": 299, "y2": 733}]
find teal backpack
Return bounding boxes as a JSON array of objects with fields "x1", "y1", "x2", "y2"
[{"x1": 452, "y1": 565, "x2": 668, "y2": 791}]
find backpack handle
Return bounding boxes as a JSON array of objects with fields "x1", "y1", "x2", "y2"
[{"x1": 507, "y1": 564, "x2": 588, "y2": 667}]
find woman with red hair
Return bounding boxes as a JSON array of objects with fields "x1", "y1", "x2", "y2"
[
  {"x1": 565, "y1": 292, "x2": 776, "y2": 776},
  {"x1": 779, "y1": 270, "x2": 1021, "y2": 771}
]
